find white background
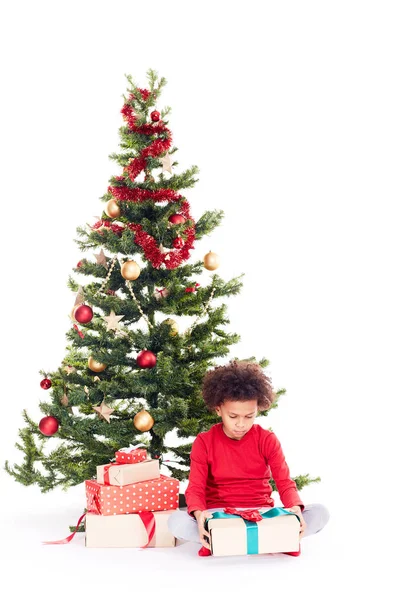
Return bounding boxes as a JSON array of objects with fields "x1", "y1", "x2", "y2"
[{"x1": 0, "y1": 1, "x2": 398, "y2": 598}]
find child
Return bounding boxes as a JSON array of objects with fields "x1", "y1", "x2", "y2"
[{"x1": 167, "y1": 361, "x2": 329, "y2": 556}]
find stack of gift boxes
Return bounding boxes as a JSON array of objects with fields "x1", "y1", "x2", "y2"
[
  {"x1": 83, "y1": 446, "x2": 301, "y2": 556},
  {"x1": 85, "y1": 446, "x2": 179, "y2": 548}
]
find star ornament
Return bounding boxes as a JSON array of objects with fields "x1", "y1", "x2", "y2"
[
  {"x1": 64, "y1": 365, "x2": 76, "y2": 375},
  {"x1": 74, "y1": 286, "x2": 85, "y2": 306},
  {"x1": 93, "y1": 401, "x2": 114, "y2": 423},
  {"x1": 61, "y1": 394, "x2": 69, "y2": 406},
  {"x1": 103, "y1": 310, "x2": 124, "y2": 331},
  {"x1": 161, "y1": 152, "x2": 173, "y2": 174},
  {"x1": 94, "y1": 249, "x2": 108, "y2": 267},
  {"x1": 115, "y1": 329, "x2": 129, "y2": 338}
]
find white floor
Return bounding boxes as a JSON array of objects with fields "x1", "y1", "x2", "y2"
[{"x1": 1, "y1": 472, "x2": 392, "y2": 600}]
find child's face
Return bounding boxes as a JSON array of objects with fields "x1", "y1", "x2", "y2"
[{"x1": 215, "y1": 399, "x2": 258, "y2": 440}]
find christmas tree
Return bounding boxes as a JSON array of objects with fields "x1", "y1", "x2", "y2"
[{"x1": 5, "y1": 70, "x2": 319, "y2": 498}]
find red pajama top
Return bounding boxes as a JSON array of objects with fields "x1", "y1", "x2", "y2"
[{"x1": 185, "y1": 423, "x2": 303, "y2": 516}]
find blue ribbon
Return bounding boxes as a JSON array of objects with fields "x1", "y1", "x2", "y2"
[{"x1": 206, "y1": 507, "x2": 300, "y2": 555}]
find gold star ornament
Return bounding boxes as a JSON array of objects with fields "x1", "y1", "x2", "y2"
[
  {"x1": 64, "y1": 365, "x2": 76, "y2": 375},
  {"x1": 161, "y1": 152, "x2": 173, "y2": 174},
  {"x1": 74, "y1": 286, "x2": 85, "y2": 306},
  {"x1": 93, "y1": 401, "x2": 114, "y2": 423},
  {"x1": 103, "y1": 310, "x2": 124, "y2": 331},
  {"x1": 94, "y1": 249, "x2": 108, "y2": 267},
  {"x1": 61, "y1": 394, "x2": 69, "y2": 406}
]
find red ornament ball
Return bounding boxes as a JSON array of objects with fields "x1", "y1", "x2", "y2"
[
  {"x1": 40, "y1": 378, "x2": 52, "y2": 390},
  {"x1": 172, "y1": 237, "x2": 185, "y2": 249},
  {"x1": 137, "y1": 350, "x2": 157, "y2": 369},
  {"x1": 74, "y1": 304, "x2": 94, "y2": 324},
  {"x1": 151, "y1": 110, "x2": 160, "y2": 122},
  {"x1": 168, "y1": 214, "x2": 186, "y2": 225},
  {"x1": 39, "y1": 416, "x2": 59, "y2": 436}
]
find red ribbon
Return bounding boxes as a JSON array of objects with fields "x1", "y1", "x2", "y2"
[
  {"x1": 223, "y1": 507, "x2": 263, "y2": 522},
  {"x1": 42, "y1": 512, "x2": 86, "y2": 545},
  {"x1": 138, "y1": 511, "x2": 156, "y2": 549},
  {"x1": 73, "y1": 324, "x2": 84, "y2": 339},
  {"x1": 102, "y1": 463, "x2": 115, "y2": 485},
  {"x1": 87, "y1": 490, "x2": 102, "y2": 515}
]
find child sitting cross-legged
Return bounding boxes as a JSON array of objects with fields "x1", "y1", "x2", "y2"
[{"x1": 167, "y1": 361, "x2": 329, "y2": 556}]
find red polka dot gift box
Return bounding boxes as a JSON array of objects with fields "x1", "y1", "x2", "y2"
[
  {"x1": 85, "y1": 474, "x2": 180, "y2": 516},
  {"x1": 114, "y1": 444, "x2": 147, "y2": 464}
]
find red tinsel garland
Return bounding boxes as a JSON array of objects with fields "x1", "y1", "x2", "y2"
[
  {"x1": 127, "y1": 223, "x2": 196, "y2": 270},
  {"x1": 138, "y1": 89, "x2": 151, "y2": 101},
  {"x1": 101, "y1": 96, "x2": 196, "y2": 269},
  {"x1": 108, "y1": 187, "x2": 182, "y2": 204}
]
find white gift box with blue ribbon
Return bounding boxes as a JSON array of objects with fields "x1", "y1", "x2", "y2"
[{"x1": 205, "y1": 507, "x2": 300, "y2": 557}]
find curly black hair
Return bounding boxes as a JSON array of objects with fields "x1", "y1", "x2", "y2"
[{"x1": 202, "y1": 361, "x2": 274, "y2": 411}]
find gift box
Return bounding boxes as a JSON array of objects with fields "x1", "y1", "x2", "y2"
[
  {"x1": 85, "y1": 510, "x2": 176, "y2": 548},
  {"x1": 115, "y1": 445, "x2": 147, "y2": 464},
  {"x1": 85, "y1": 473, "x2": 180, "y2": 516},
  {"x1": 96, "y1": 458, "x2": 160, "y2": 486},
  {"x1": 205, "y1": 507, "x2": 300, "y2": 557}
]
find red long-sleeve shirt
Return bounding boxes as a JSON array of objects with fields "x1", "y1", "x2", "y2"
[{"x1": 185, "y1": 423, "x2": 303, "y2": 516}]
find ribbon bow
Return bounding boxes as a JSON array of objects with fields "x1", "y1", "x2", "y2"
[
  {"x1": 102, "y1": 463, "x2": 120, "y2": 485},
  {"x1": 117, "y1": 443, "x2": 146, "y2": 453},
  {"x1": 223, "y1": 507, "x2": 263, "y2": 522}
]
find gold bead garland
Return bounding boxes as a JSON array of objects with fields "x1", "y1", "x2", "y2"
[
  {"x1": 186, "y1": 285, "x2": 216, "y2": 333},
  {"x1": 125, "y1": 281, "x2": 153, "y2": 329},
  {"x1": 97, "y1": 255, "x2": 119, "y2": 295},
  {"x1": 95, "y1": 254, "x2": 151, "y2": 329},
  {"x1": 92, "y1": 251, "x2": 215, "y2": 335}
]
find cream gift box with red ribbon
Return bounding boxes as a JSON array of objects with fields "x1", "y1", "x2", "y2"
[
  {"x1": 205, "y1": 507, "x2": 301, "y2": 557},
  {"x1": 85, "y1": 510, "x2": 176, "y2": 548},
  {"x1": 96, "y1": 458, "x2": 160, "y2": 486},
  {"x1": 85, "y1": 474, "x2": 180, "y2": 516}
]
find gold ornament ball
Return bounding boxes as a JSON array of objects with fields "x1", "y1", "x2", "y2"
[
  {"x1": 133, "y1": 409, "x2": 154, "y2": 432},
  {"x1": 204, "y1": 251, "x2": 220, "y2": 271},
  {"x1": 162, "y1": 318, "x2": 179, "y2": 336},
  {"x1": 105, "y1": 199, "x2": 121, "y2": 219},
  {"x1": 87, "y1": 356, "x2": 107, "y2": 372},
  {"x1": 121, "y1": 260, "x2": 141, "y2": 280}
]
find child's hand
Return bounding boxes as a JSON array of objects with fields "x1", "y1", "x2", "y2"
[
  {"x1": 286, "y1": 506, "x2": 307, "y2": 539},
  {"x1": 193, "y1": 510, "x2": 213, "y2": 549}
]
